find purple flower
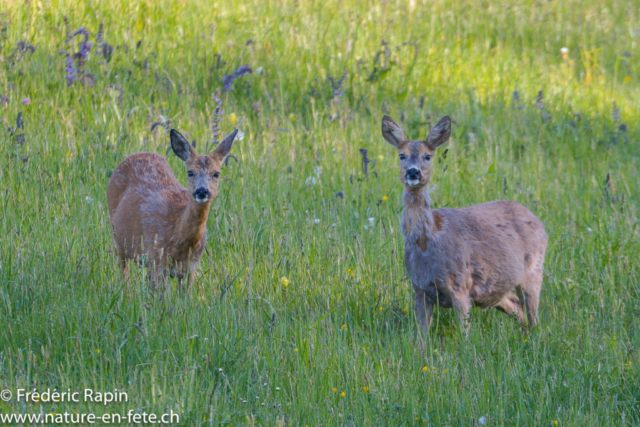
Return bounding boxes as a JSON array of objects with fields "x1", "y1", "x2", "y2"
[
  {"x1": 22, "y1": 98, "x2": 30, "y2": 105},
  {"x1": 66, "y1": 57, "x2": 77, "y2": 87},
  {"x1": 222, "y1": 65, "x2": 253, "y2": 91}
]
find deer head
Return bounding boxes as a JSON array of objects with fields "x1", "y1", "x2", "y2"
[
  {"x1": 170, "y1": 129, "x2": 238, "y2": 203},
  {"x1": 381, "y1": 115, "x2": 451, "y2": 191}
]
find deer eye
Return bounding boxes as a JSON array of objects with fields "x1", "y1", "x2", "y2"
[
  {"x1": 424, "y1": 155, "x2": 432, "y2": 161},
  {"x1": 187, "y1": 171, "x2": 194, "y2": 177},
  {"x1": 399, "y1": 154, "x2": 406, "y2": 161},
  {"x1": 213, "y1": 172, "x2": 220, "y2": 178}
]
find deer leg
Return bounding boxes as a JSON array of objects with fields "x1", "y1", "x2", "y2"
[
  {"x1": 415, "y1": 289, "x2": 433, "y2": 343},
  {"x1": 119, "y1": 258, "x2": 130, "y2": 282},
  {"x1": 495, "y1": 292, "x2": 527, "y2": 328},
  {"x1": 451, "y1": 294, "x2": 472, "y2": 336}
]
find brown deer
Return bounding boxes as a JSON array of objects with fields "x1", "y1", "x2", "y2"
[
  {"x1": 381, "y1": 115, "x2": 547, "y2": 340},
  {"x1": 107, "y1": 128, "x2": 238, "y2": 292}
]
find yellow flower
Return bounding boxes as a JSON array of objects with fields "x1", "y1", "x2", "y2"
[
  {"x1": 443, "y1": 369, "x2": 448, "y2": 374},
  {"x1": 625, "y1": 76, "x2": 631, "y2": 82},
  {"x1": 524, "y1": 338, "x2": 528, "y2": 343},
  {"x1": 422, "y1": 366, "x2": 428, "y2": 372},
  {"x1": 229, "y1": 113, "x2": 238, "y2": 125},
  {"x1": 363, "y1": 386, "x2": 369, "y2": 392},
  {"x1": 333, "y1": 387, "x2": 337, "y2": 393},
  {"x1": 294, "y1": 348, "x2": 298, "y2": 352},
  {"x1": 379, "y1": 306, "x2": 383, "y2": 311},
  {"x1": 347, "y1": 268, "x2": 354, "y2": 277},
  {"x1": 378, "y1": 155, "x2": 384, "y2": 161},
  {"x1": 245, "y1": 266, "x2": 249, "y2": 271},
  {"x1": 403, "y1": 308, "x2": 408, "y2": 314},
  {"x1": 280, "y1": 277, "x2": 290, "y2": 287},
  {"x1": 66, "y1": 151, "x2": 71, "y2": 156},
  {"x1": 340, "y1": 391, "x2": 345, "y2": 397},
  {"x1": 162, "y1": 101, "x2": 167, "y2": 106},
  {"x1": 96, "y1": 349, "x2": 100, "y2": 355},
  {"x1": 554, "y1": 422, "x2": 558, "y2": 426},
  {"x1": 341, "y1": 324, "x2": 347, "y2": 330},
  {"x1": 382, "y1": 195, "x2": 388, "y2": 201},
  {"x1": 289, "y1": 113, "x2": 296, "y2": 122}
]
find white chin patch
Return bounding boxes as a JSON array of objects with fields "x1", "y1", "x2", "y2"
[
  {"x1": 195, "y1": 197, "x2": 209, "y2": 204},
  {"x1": 406, "y1": 179, "x2": 421, "y2": 187}
]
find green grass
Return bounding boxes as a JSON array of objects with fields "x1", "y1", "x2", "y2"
[{"x1": 1, "y1": 0, "x2": 639, "y2": 425}]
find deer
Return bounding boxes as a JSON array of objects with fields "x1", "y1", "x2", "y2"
[
  {"x1": 380, "y1": 115, "x2": 547, "y2": 342},
  {"x1": 107, "y1": 128, "x2": 238, "y2": 293}
]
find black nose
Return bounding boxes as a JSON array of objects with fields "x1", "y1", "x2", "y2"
[
  {"x1": 406, "y1": 168, "x2": 422, "y2": 180},
  {"x1": 193, "y1": 188, "x2": 211, "y2": 199}
]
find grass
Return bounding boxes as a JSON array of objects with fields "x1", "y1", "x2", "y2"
[{"x1": 0, "y1": 0, "x2": 639, "y2": 425}]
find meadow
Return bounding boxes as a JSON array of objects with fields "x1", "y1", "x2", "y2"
[{"x1": 0, "y1": 0, "x2": 639, "y2": 425}]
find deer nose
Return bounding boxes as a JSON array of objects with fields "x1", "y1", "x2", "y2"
[
  {"x1": 193, "y1": 187, "x2": 211, "y2": 200},
  {"x1": 406, "y1": 168, "x2": 422, "y2": 180}
]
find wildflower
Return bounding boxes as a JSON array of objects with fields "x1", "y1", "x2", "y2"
[
  {"x1": 341, "y1": 324, "x2": 347, "y2": 330},
  {"x1": 403, "y1": 308, "x2": 408, "y2": 314},
  {"x1": 305, "y1": 176, "x2": 317, "y2": 186},
  {"x1": 314, "y1": 219, "x2": 320, "y2": 224},
  {"x1": 85, "y1": 196, "x2": 93, "y2": 204},
  {"x1": 211, "y1": 92, "x2": 224, "y2": 145},
  {"x1": 95, "y1": 349, "x2": 100, "y2": 354},
  {"x1": 333, "y1": 388, "x2": 337, "y2": 393},
  {"x1": 256, "y1": 66, "x2": 264, "y2": 75},
  {"x1": 222, "y1": 65, "x2": 253, "y2": 91},
  {"x1": 294, "y1": 348, "x2": 298, "y2": 352},
  {"x1": 378, "y1": 154, "x2": 384, "y2": 161},
  {"x1": 289, "y1": 113, "x2": 296, "y2": 122},
  {"x1": 625, "y1": 76, "x2": 631, "y2": 82},
  {"x1": 340, "y1": 391, "x2": 345, "y2": 397},
  {"x1": 422, "y1": 366, "x2": 428, "y2": 372},
  {"x1": 560, "y1": 47, "x2": 569, "y2": 60},
  {"x1": 276, "y1": 387, "x2": 280, "y2": 391},
  {"x1": 382, "y1": 195, "x2": 388, "y2": 201},
  {"x1": 554, "y1": 422, "x2": 558, "y2": 426},
  {"x1": 368, "y1": 217, "x2": 375, "y2": 226},
  {"x1": 363, "y1": 386, "x2": 369, "y2": 392},
  {"x1": 229, "y1": 113, "x2": 238, "y2": 125},
  {"x1": 478, "y1": 416, "x2": 487, "y2": 425},
  {"x1": 524, "y1": 338, "x2": 528, "y2": 343},
  {"x1": 347, "y1": 268, "x2": 354, "y2": 277},
  {"x1": 246, "y1": 267, "x2": 249, "y2": 271},
  {"x1": 65, "y1": 57, "x2": 76, "y2": 87},
  {"x1": 443, "y1": 369, "x2": 448, "y2": 374},
  {"x1": 219, "y1": 368, "x2": 223, "y2": 372},
  {"x1": 281, "y1": 277, "x2": 290, "y2": 287},
  {"x1": 22, "y1": 98, "x2": 30, "y2": 105},
  {"x1": 379, "y1": 306, "x2": 383, "y2": 311}
]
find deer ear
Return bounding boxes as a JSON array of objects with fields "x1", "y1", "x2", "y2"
[
  {"x1": 170, "y1": 129, "x2": 195, "y2": 161},
  {"x1": 381, "y1": 115, "x2": 407, "y2": 148},
  {"x1": 425, "y1": 116, "x2": 451, "y2": 150},
  {"x1": 212, "y1": 129, "x2": 238, "y2": 161}
]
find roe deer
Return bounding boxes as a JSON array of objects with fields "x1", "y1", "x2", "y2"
[
  {"x1": 381, "y1": 115, "x2": 547, "y2": 339},
  {"x1": 107, "y1": 128, "x2": 238, "y2": 291}
]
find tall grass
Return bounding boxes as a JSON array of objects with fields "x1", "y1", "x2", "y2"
[{"x1": 0, "y1": 0, "x2": 638, "y2": 424}]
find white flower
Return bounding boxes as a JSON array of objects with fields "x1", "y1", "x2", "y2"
[
  {"x1": 368, "y1": 217, "x2": 375, "y2": 226},
  {"x1": 314, "y1": 219, "x2": 321, "y2": 224},
  {"x1": 218, "y1": 368, "x2": 223, "y2": 372},
  {"x1": 478, "y1": 416, "x2": 487, "y2": 425},
  {"x1": 236, "y1": 130, "x2": 245, "y2": 141},
  {"x1": 257, "y1": 67, "x2": 264, "y2": 75},
  {"x1": 305, "y1": 176, "x2": 317, "y2": 186},
  {"x1": 275, "y1": 387, "x2": 281, "y2": 391},
  {"x1": 314, "y1": 166, "x2": 322, "y2": 176},
  {"x1": 560, "y1": 47, "x2": 569, "y2": 54},
  {"x1": 85, "y1": 196, "x2": 93, "y2": 204}
]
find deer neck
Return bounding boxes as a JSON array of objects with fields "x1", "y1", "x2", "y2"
[
  {"x1": 402, "y1": 186, "x2": 438, "y2": 249},
  {"x1": 176, "y1": 199, "x2": 211, "y2": 248}
]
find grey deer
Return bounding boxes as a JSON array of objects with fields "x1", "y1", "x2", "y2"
[{"x1": 381, "y1": 115, "x2": 547, "y2": 339}]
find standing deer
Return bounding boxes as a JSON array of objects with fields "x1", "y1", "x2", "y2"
[
  {"x1": 381, "y1": 115, "x2": 547, "y2": 339},
  {"x1": 107, "y1": 128, "x2": 238, "y2": 292}
]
